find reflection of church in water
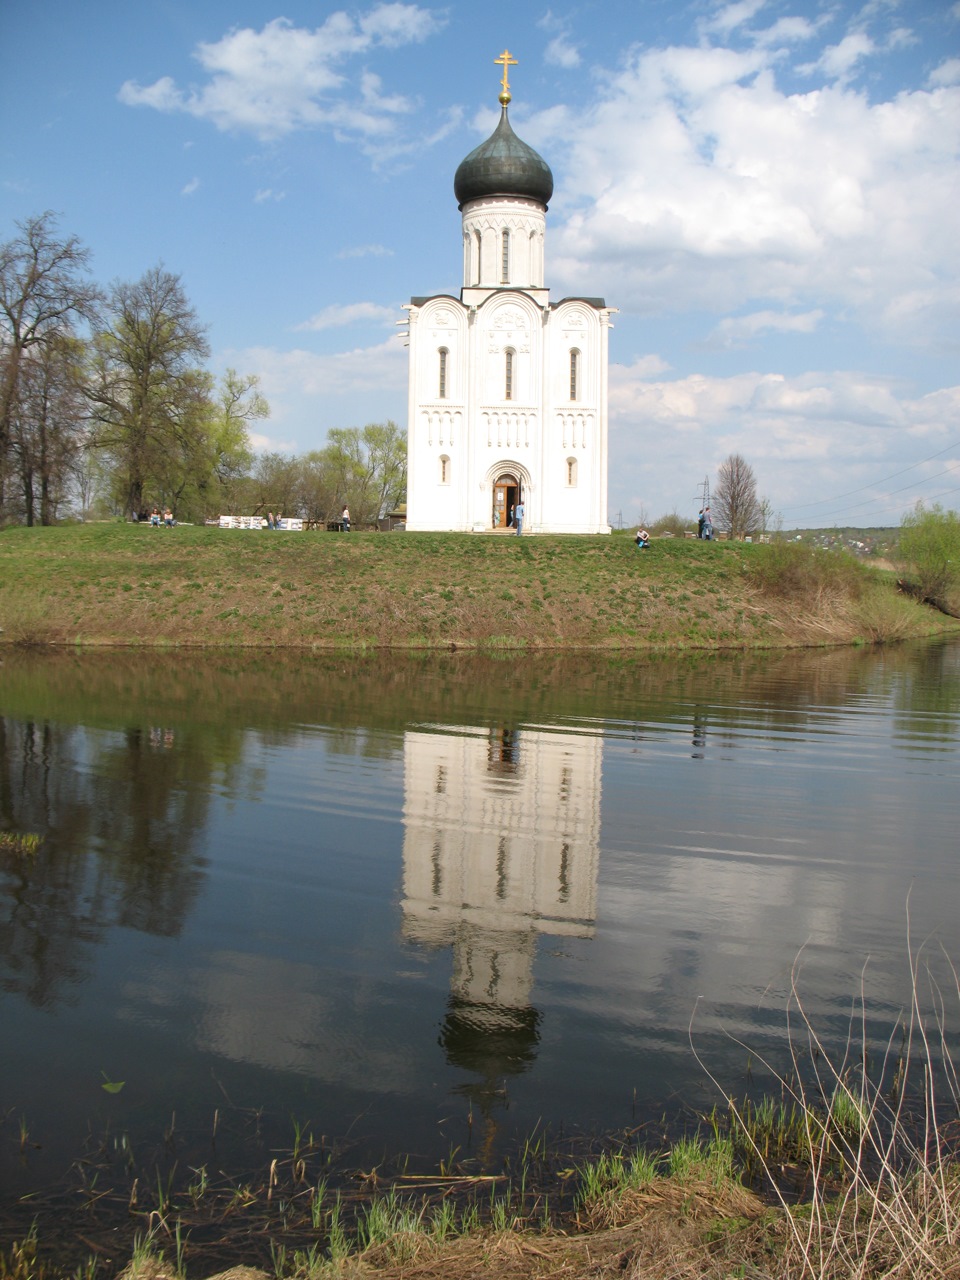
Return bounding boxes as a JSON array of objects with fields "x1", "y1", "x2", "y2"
[{"x1": 401, "y1": 724, "x2": 600, "y2": 1117}]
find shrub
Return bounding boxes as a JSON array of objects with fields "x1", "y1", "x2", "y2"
[
  {"x1": 747, "y1": 540, "x2": 865, "y2": 601},
  {"x1": 898, "y1": 503, "x2": 960, "y2": 615},
  {"x1": 649, "y1": 510, "x2": 692, "y2": 538}
]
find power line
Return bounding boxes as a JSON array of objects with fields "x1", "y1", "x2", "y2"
[
  {"x1": 780, "y1": 437, "x2": 960, "y2": 514},
  {"x1": 801, "y1": 481, "x2": 960, "y2": 526}
]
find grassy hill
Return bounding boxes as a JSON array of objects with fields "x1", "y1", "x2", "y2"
[{"x1": 1, "y1": 523, "x2": 956, "y2": 650}]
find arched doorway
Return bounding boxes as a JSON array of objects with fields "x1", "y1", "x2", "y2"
[{"x1": 492, "y1": 473, "x2": 520, "y2": 529}]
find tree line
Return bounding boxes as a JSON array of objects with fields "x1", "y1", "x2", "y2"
[{"x1": 0, "y1": 213, "x2": 406, "y2": 527}]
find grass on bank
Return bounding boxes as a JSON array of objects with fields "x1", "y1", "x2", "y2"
[{"x1": 1, "y1": 523, "x2": 955, "y2": 650}]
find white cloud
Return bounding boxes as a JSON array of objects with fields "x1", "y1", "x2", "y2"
[
  {"x1": 752, "y1": 16, "x2": 822, "y2": 48},
  {"x1": 544, "y1": 43, "x2": 960, "y2": 349},
  {"x1": 701, "y1": 0, "x2": 768, "y2": 40},
  {"x1": 798, "y1": 32, "x2": 876, "y2": 81},
  {"x1": 118, "y1": 5, "x2": 443, "y2": 141},
  {"x1": 214, "y1": 338, "x2": 407, "y2": 450},
  {"x1": 607, "y1": 363, "x2": 960, "y2": 522},
  {"x1": 229, "y1": 338, "x2": 405, "y2": 409},
  {"x1": 707, "y1": 308, "x2": 824, "y2": 346},
  {"x1": 359, "y1": 2, "x2": 440, "y2": 47},
  {"x1": 180, "y1": 177, "x2": 200, "y2": 196},
  {"x1": 337, "y1": 243, "x2": 394, "y2": 259},
  {"x1": 538, "y1": 11, "x2": 581, "y2": 69},
  {"x1": 295, "y1": 302, "x2": 399, "y2": 331},
  {"x1": 253, "y1": 188, "x2": 285, "y2": 203},
  {"x1": 544, "y1": 36, "x2": 581, "y2": 70},
  {"x1": 929, "y1": 58, "x2": 960, "y2": 88},
  {"x1": 120, "y1": 75, "x2": 182, "y2": 111}
]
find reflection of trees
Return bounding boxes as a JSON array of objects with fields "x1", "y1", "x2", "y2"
[
  {"x1": 891, "y1": 641, "x2": 960, "y2": 747},
  {"x1": 5, "y1": 642, "x2": 958, "y2": 757},
  {"x1": 0, "y1": 714, "x2": 248, "y2": 1007}
]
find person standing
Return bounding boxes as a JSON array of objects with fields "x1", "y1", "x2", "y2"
[
  {"x1": 698, "y1": 510, "x2": 706, "y2": 539},
  {"x1": 514, "y1": 499, "x2": 525, "y2": 536},
  {"x1": 341, "y1": 505, "x2": 350, "y2": 532}
]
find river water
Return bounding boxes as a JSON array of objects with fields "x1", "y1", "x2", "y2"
[{"x1": 1, "y1": 641, "x2": 958, "y2": 1260}]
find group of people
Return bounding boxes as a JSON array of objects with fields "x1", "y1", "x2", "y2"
[
  {"x1": 146, "y1": 506, "x2": 175, "y2": 527},
  {"x1": 633, "y1": 507, "x2": 713, "y2": 548}
]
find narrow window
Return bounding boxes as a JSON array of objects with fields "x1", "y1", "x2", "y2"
[
  {"x1": 566, "y1": 457, "x2": 578, "y2": 487},
  {"x1": 438, "y1": 347, "x2": 448, "y2": 399},
  {"x1": 505, "y1": 348, "x2": 514, "y2": 401},
  {"x1": 569, "y1": 348, "x2": 580, "y2": 401},
  {"x1": 439, "y1": 455, "x2": 450, "y2": 484},
  {"x1": 500, "y1": 228, "x2": 510, "y2": 284}
]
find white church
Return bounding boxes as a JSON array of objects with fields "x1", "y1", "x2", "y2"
[{"x1": 403, "y1": 53, "x2": 615, "y2": 535}]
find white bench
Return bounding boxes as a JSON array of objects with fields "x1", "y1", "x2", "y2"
[{"x1": 218, "y1": 515, "x2": 303, "y2": 531}]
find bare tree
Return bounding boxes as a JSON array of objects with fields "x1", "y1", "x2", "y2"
[
  {"x1": 9, "y1": 334, "x2": 86, "y2": 524},
  {"x1": 713, "y1": 453, "x2": 762, "y2": 540},
  {"x1": 0, "y1": 212, "x2": 101, "y2": 521}
]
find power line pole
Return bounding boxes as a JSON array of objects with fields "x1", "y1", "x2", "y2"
[{"x1": 696, "y1": 475, "x2": 710, "y2": 512}]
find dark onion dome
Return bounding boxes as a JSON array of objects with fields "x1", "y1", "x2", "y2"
[{"x1": 454, "y1": 106, "x2": 554, "y2": 209}]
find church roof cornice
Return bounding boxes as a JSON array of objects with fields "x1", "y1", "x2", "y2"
[
  {"x1": 409, "y1": 294, "x2": 461, "y2": 307},
  {"x1": 553, "y1": 296, "x2": 607, "y2": 310}
]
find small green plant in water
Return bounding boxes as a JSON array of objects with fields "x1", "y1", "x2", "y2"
[{"x1": 0, "y1": 832, "x2": 41, "y2": 856}]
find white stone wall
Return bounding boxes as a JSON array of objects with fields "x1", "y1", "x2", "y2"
[{"x1": 405, "y1": 191, "x2": 612, "y2": 534}]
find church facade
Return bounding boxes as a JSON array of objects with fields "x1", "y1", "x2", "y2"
[{"x1": 403, "y1": 58, "x2": 614, "y2": 534}]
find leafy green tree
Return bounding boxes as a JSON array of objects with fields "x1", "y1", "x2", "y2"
[
  {"x1": 899, "y1": 503, "x2": 960, "y2": 616},
  {"x1": 86, "y1": 266, "x2": 211, "y2": 518},
  {"x1": 0, "y1": 212, "x2": 101, "y2": 522},
  {"x1": 321, "y1": 421, "x2": 407, "y2": 525},
  {"x1": 211, "y1": 370, "x2": 262, "y2": 481},
  {"x1": 201, "y1": 369, "x2": 265, "y2": 515},
  {"x1": 243, "y1": 451, "x2": 303, "y2": 518},
  {"x1": 295, "y1": 450, "x2": 338, "y2": 525}
]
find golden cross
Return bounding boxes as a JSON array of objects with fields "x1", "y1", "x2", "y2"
[{"x1": 495, "y1": 48, "x2": 518, "y2": 103}]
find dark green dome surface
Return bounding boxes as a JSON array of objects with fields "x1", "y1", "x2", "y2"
[{"x1": 454, "y1": 106, "x2": 554, "y2": 209}]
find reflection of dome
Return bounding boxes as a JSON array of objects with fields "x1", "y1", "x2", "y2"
[
  {"x1": 439, "y1": 995, "x2": 541, "y2": 1077},
  {"x1": 454, "y1": 107, "x2": 554, "y2": 209}
]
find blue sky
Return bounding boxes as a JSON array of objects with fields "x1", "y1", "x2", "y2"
[{"x1": 2, "y1": 0, "x2": 958, "y2": 528}]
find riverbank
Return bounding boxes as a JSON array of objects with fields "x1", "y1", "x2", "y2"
[
  {"x1": 6, "y1": 1105, "x2": 956, "y2": 1280},
  {"x1": 1, "y1": 523, "x2": 957, "y2": 649}
]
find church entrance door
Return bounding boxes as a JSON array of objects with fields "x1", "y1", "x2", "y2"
[{"x1": 493, "y1": 475, "x2": 520, "y2": 529}]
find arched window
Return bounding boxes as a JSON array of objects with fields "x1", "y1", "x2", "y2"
[
  {"x1": 500, "y1": 228, "x2": 510, "y2": 285},
  {"x1": 505, "y1": 348, "x2": 515, "y2": 401},
  {"x1": 569, "y1": 349, "x2": 580, "y2": 402},
  {"x1": 438, "y1": 347, "x2": 448, "y2": 399},
  {"x1": 566, "y1": 456, "x2": 578, "y2": 487},
  {"x1": 439, "y1": 455, "x2": 450, "y2": 485}
]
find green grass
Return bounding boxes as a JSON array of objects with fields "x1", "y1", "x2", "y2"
[{"x1": 1, "y1": 523, "x2": 956, "y2": 651}]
